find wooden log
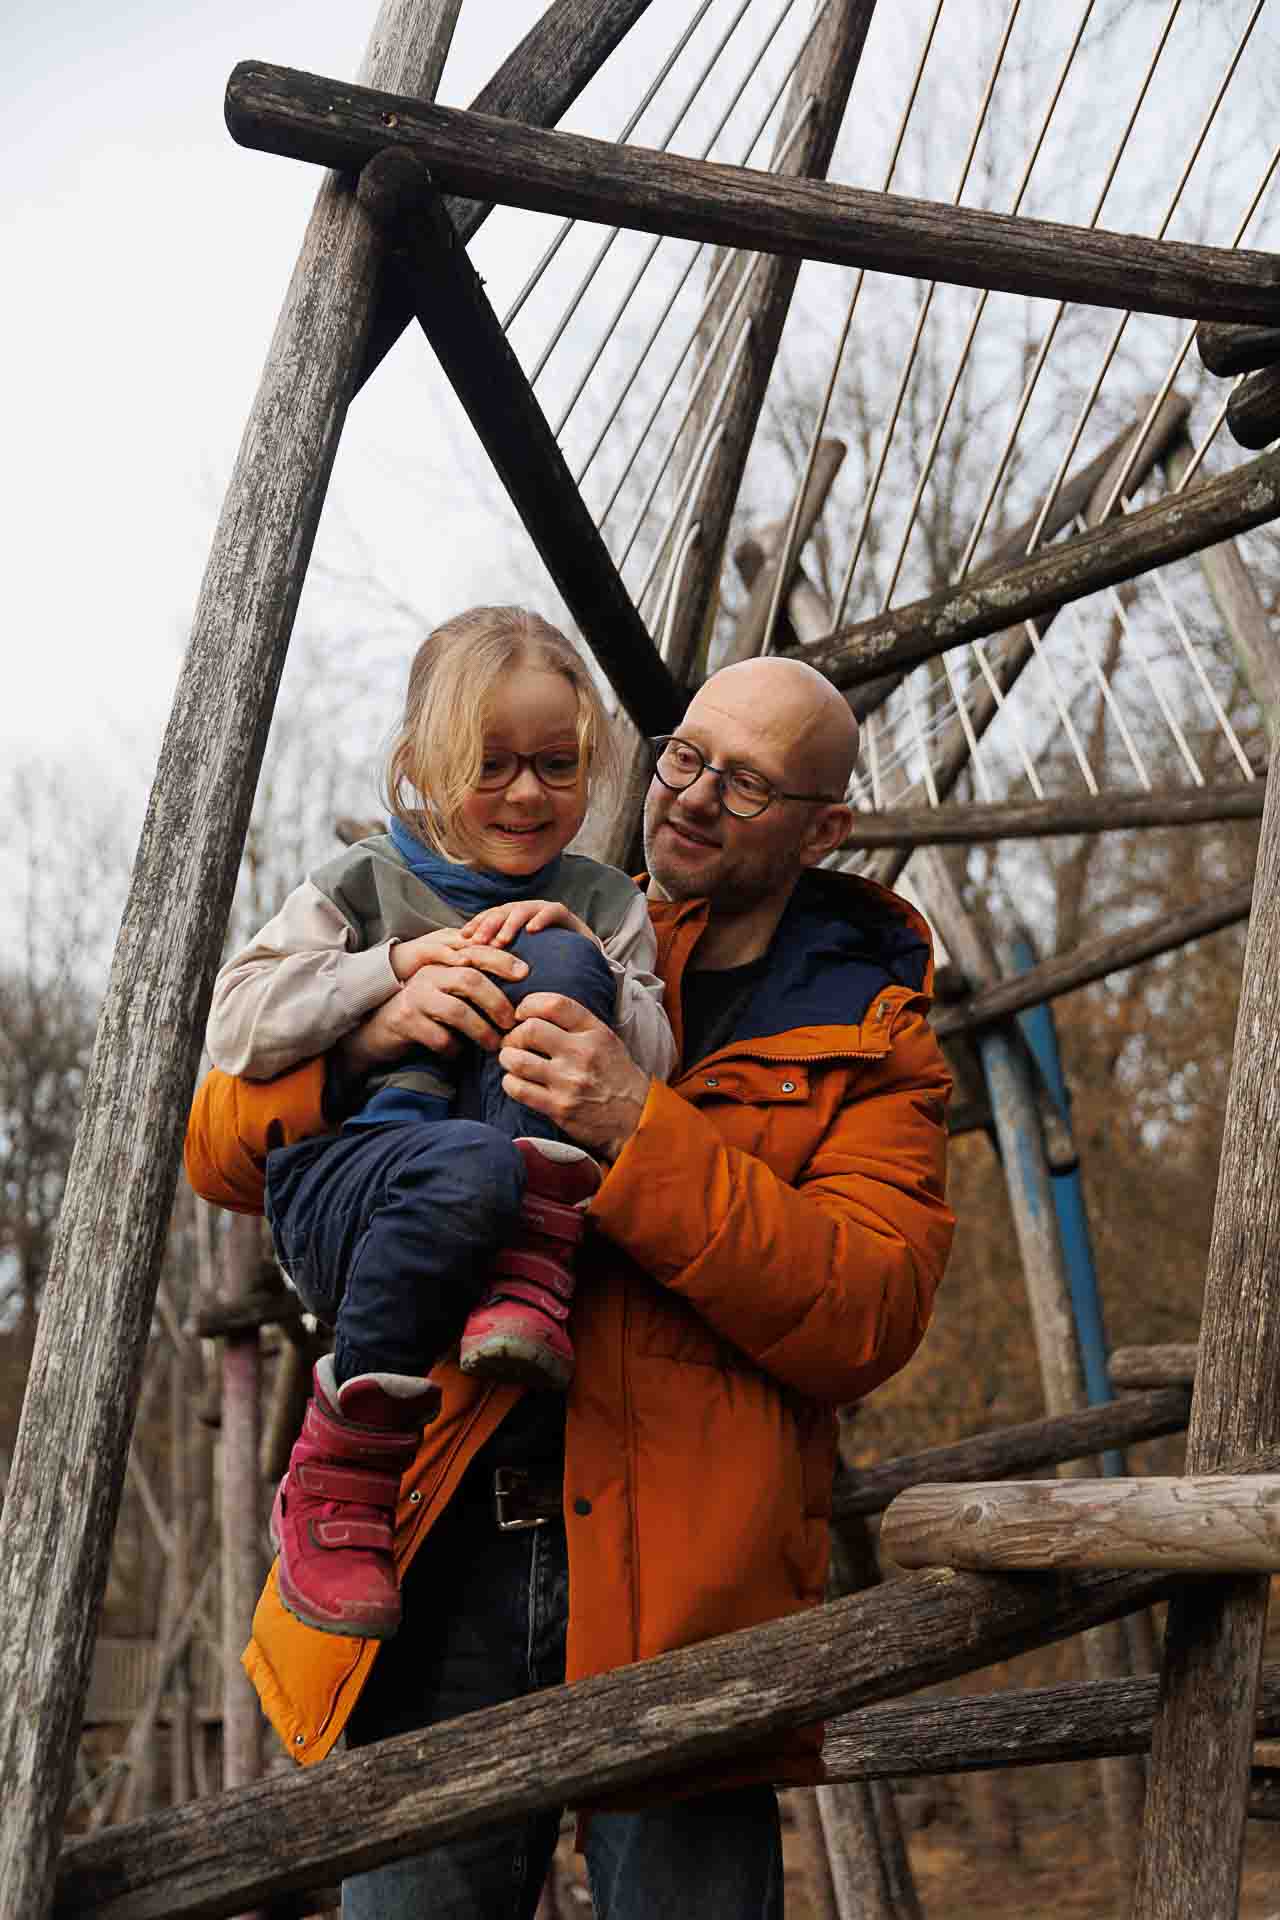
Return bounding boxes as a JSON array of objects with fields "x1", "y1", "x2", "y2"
[
  {"x1": 223, "y1": 65, "x2": 1280, "y2": 328},
  {"x1": 833, "y1": 1389, "x2": 1192, "y2": 1519},
  {"x1": 356, "y1": 0, "x2": 660, "y2": 391},
  {"x1": 933, "y1": 882, "x2": 1253, "y2": 1038},
  {"x1": 724, "y1": 439, "x2": 847, "y2": 668},
  {"x1": 803, "y1": 443, "x2": 1280, "y2": 691},
  {"x1": 843, "y1": 779, "x2": 1265, "y2": 849},
  {"x1": 1164, "y1": 433, "x2": 1280, "y2": 744},
  {"x1": 1227, "y1": 362, "x2": 1280, "y2": 451},
  {"x1": 357, "y1": 152, "x2": 679, "y2": 738},
  {"x1": 0, "y1": 7, "x2": 463, "y2": 1914},
  {"x1": 1249, "y1": 1766, "x2": 1280, "y2": 1820},
  {"x1": 1197, "y1": 319, "x2": 1280, "y2": 377},
  {"x1": 821, "y1": 1664, "x2": 1280, "y2": 1783},
  {"x1": 1133, "y1": 734, "x2": 1280, "y2": 1908},
  {"x1": 882, "y1": 1477, "x2": 1280, "y2": 1574},
  {"x1": 53, "y1": 1557, "x2": 1188, "y2": 1920},
  {"x1": 1110, "y1": 1345, "x2": 1200, "y2": 1389},
  {"x1": 219, "y1": 1217, "x2": 266, "y2": 1806},
  {"x1": 190, "y1": 1288, "x2": 305, "y2": 1339}
]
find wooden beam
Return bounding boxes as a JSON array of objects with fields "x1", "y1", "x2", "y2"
[
  {"x1": 822, "y1": 1664, "x2": 1280, "y2": 1784},
  {"x1": 1198, "y1": 319, "x2": 1280, "y2": 377},
  {"x1": 882, "y1": 1477, "x2": 1280, "y2": 1575},
  {"x1": 356, "y1": 0, "x2": 660, "y2": 391},
  {"x1": 1110, "y1": 1345, "x2": 1199, "y2": 1390},
  {"x1": 0, "y1": 7, "x2": 464, "y2": 1913},
  {"x1": 1132, "y1": 737, "x2": 1280, "y2": 1906},
  {"x1": 223, "y1": 64, "x2": 1280, "y2": 327},
  {"x1": 933, "y1": 881, "x2": 1253, "y2": 1039},
  {"x1": 357, "y1": 151, "x2": 680, "y2": 737},
  {"x1": 190, "y1": 1288, "x2": 305, "y2": 1340},
  {"x1": 1228, "y1": 363, "x2": 1280, "y2": 451},
  {"x1": 833, "y1": 1389, "x2": 1192, "y2": 1519},
  {"x1": 723, "y1": 439, "x2": 847, "y2": 667},
  {"x1": 804, "y1": 443, "x2": 1280, "y2": 691},
  {"x1": 843, "y1": 779, "x2": 1265, "y2": 849}
]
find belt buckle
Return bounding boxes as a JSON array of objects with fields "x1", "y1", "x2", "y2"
[{"x1": 494, "y1": 1467, "x2": 549, "y2": 1532}]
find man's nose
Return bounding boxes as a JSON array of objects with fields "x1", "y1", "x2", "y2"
[{"x1": 680, "y1": 766, "x2": 726, "y2": 815}]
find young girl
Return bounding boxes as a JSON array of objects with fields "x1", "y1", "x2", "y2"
[{"x1": 206, "y1": 606, "x2": 675, "y2": 1639}]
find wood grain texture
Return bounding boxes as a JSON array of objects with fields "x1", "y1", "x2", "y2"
[
  {"x1": 843, "y1": 780, "x2": 1264, "y2": 849},
  {"x1": 1198, "y1": 319, "x2": 1280, "y2": 377},
  {"x1": 1227, "y1": 362, "x2": 1280, "y2": 451},
  {"x1": 804, "y1": 443, "x2": 1280, "y2": 689},
  {"x1": 1110, "y1": 1344, "x2": 1200, "y2": 1389},
  {"x1": 1134, "y1": 750, "x2": 1280, "y2": 1912},
  {"x1": 932, "y1": 882, "x2": 1253, "y2": 1038},
  {"x1": 882, "y1": 1477, "x2": 1280, "y2": 1573},
  {"x1": 357, "y1": 0, "x2": 659, "y2": 390},
  {"x1": 223, "y1": 63, "x2": 1280, "y2": 325},
  {"x1": 54, "y1": 1560, "x2": 1183, "y2": 1920},
  {"x1": 360, "y1": 153, "x2": 679, "y2": 737},
  {"x1": 0, "y1": 7, "x2": 461, "y2": 1915},
  {"x1": 833, "y1": 1390, "x2": 1192, "y2": 1518}
]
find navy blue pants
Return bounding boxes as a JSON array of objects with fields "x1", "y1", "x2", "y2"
[{"x1": 265, "y1": 928, "x2": 614, "y2": 1384}]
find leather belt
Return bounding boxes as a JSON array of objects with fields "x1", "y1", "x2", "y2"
[{"x1": 493, "y1": 1466, "x2": 564, "y2": 1531}]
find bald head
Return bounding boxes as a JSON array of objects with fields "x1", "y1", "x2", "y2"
[{"x1": 690, "y1": 657, "x2": 860, "y2": 797}]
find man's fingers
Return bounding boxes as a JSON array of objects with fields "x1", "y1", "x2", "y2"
[{"x1": 510, "y1": 992, "x2": 601, "y2": 1033}]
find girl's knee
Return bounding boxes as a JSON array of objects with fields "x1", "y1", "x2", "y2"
[{"x1": 509, "y1": 927, "x2": 613, "y2": 1016}]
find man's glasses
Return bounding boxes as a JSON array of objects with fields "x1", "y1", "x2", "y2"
[
  {"x1": 649, "y1": 736, "x2": 845, "y2": 821},
  {"x1": 475, "y1": 748, "x2": 583, "y2": 792}
]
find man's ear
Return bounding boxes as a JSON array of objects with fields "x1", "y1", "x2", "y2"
[{"x1": 799, "y1": 802, "x2": 854, "y2": 868}]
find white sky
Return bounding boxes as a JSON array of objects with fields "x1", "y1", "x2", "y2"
[{"x1": 0, "y1": 0, "x2": 699, "y2": 791}]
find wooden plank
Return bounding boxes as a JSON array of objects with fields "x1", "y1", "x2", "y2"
[
  {"x1": 1110, "y1": 1345, "x2": 1200, "y2": 1389},
  {"x1": 1227, "y1": 364, "x2": 1280, "y2": 451},
  {"x1": 933, "y1": 882, "x2": 1253, "y2": 1039},
  {"x1": 833, "y1": 1390, "x2": 1192, "y2": 1519},
  {"x1": 357, "y1": 0, "x2": 660, "y2": 390},
  {"x1": 0, "y1": 8, "x2": 464, "y2": 1914},
  {"x1": 843, "y1": 779, "x2": 1265, "y2": 849},
  {"x1": 803, "y1": 443, "x2": 1280, "y2": 691},
  {"x1": 881, "y1": 1477, "x2": 1280, "y2": 1574},
  {"x1": 191, "y1": 1287, "x2": 305, "y2": 1339},
  {"x1": 1198, "y1": 319, "x2": 1280, "y2": 377},
  {"x1": 1132, "y1": 759, "x2": 1280, "y2": 1907},
  {"x1": 357, "y1": 151, "x2": 679, "y2": 737},
  {"x1": 223, "y1": 64, "x2": 1280, "y2": 327},
  {"x1": 724, "y1": 439, "x2": 847, "y2": 667},
  {"x1": 822, "y1": 1665, "x2": 1280, "y2": 1783}
]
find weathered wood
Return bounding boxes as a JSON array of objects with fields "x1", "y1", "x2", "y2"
[
  {"x1": 833, "y1": 1390, "x2": 1192, "y2": 1519},
  {"x1": 882, "y1": 1477, "x2": 1280, "y2": 1574},
  {"x1": 357, "y1": 0, "x2": 659, "y2": 390},
  {"x1": 822, "y1": 1664, "x2": 1280, "y2": 1783},
  {"x1": 54, "y1": 1557, "x2": 1187, "y2": 1920},
  {"x1": 1227, "y1": 363, "x2": 1280, "y2": 451},
  {"x1": 1250, "y1": 1766, "x2": 1280, "y2": 1819},
  {"x1": 1164, "y1": 432, "x2": 1280, "y2": 743},
  {"x1": 219, "y1": 1217, "x2": 266, "y2": 1810},
  {"x1": 0, "y1": 8, "x2": 463, "y2": 1914},
  {"x1": 224, "y1": 65, "x2": 1280, "y2": 328},
  {"x1": 933, "y1": 882, "x2": 1253, "y2": 1039},
  {"x1": 358, "y1": 151, "x2": 679, "y2": 737},
  {"x1": 191, "y1": 1288, "x2": 306, "y2": 1339},
  {"x1": 805, "y1": 443, "x2": 1280, "y2": 691},
  {"x1": 1133, "y1": 749, "x2": 1280, "y2": 1909},
  {"x1": 844, "y1": 779, "x2": 1264, "y2": 849},
  {"x1": 1110, "y1": 1345, "x2": 1200, "y2": 1389},
  {"x1": 724, "y1": 439, "x2": 847, "y2": 668},
  {"x1": 1198, "y1": 319, "x2": 1280, "y2": 377}
]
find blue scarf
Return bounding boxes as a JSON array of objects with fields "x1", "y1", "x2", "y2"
[{"x1": 388, "y1": 818, "x2": 564, "y2": 918}]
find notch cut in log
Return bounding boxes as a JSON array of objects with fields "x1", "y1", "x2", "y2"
[
  {"x1": 882, "y1": 1477, "x2": 1280, "y2": 1574},
  {"x1": 842, "y1": 779, "x2": 1265, "y2": 850},
  {"x1": 1110, "y1": 1345, "x2": 1200, "y2": 1389},
  {"x1": 834, "y1": 1389, "x2": 1192, "y2": 1519},
  {"x1": 1226, "y1": 363, "x2": 1280, "y2": 451},
  {"x1": 223, "y1": 64, "x2": 1280, "y2": 327},
  {"x1": 800, "y1": 442, "x2": 1280, "y2": 690},
  {"x1": 1197, "y1": 319, "x2": 1280, "y2": 377}
]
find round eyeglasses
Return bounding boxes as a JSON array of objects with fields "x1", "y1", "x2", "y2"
[
  {"x1": 649, "y1": 736, "x2": 845, "y2": 821},
  {"x1": 474, "y1": 747, "x2": 583, "y2": 792}
]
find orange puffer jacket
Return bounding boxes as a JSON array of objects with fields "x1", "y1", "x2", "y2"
[{"x1": 184, "y1": 872, "x2": 955, "y2": 1775}]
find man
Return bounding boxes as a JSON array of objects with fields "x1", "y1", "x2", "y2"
[{"x1": 186, "y1": 655, "x2": 955, "y2": 1918}]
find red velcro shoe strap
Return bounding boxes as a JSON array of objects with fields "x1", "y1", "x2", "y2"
[
  {"x1": 477, "y1": 1272, "x2": 572, "y2": 1322},
  {"x1": 310, "y1": 1516, "x2": 395, "y2": 1552},
  {"x1": 293, "y1": 1459, "x2": 402, "y2": 1508},
  {"x1": 303, "y1": 1397, "x2": 421, "y2": 1466},
  {"x1": 518, "y1": 1192, "x2": 586, "y2": 1248},
  {"x1": 487, "y1": 1247, "x2": 575, "y2": 1302}
]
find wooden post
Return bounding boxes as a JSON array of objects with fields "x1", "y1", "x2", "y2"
[
  {"x1": 219, "y1": 1216, "x2": 266, "y2": 1809},
  {"x1": 1132, "y1": 717, "x2": 1280, "y2": 1912},
  {"x1": 842, "y1": 779, "x2": 1265, "y2": 849},
  {"x1": 0, "y1": 5, "x2": 464, "y2": 1911},
  {"x1": 721, "y1": 438, "x2": 847, "y2": 666}
]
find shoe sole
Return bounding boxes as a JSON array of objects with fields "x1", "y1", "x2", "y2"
[
  {"x1": 459, "y1": 1334, "x2": 574, "y2": 1392},
  {"x1": 275, "y1": 1556, "x2": 402, "y2": 1640}
]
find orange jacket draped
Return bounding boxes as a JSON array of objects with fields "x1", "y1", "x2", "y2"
[{"x1": 184, "y1": 873, "x2": 955, "y2": 1776}]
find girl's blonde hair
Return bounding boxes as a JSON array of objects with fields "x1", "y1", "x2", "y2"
[{"x1": 383, "y1": 607, "x2": 618, "y2": 861}]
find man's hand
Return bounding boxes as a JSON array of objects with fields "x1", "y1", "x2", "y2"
[
  {"x1": 498, "y1": 992, "x2": 651, "y2": 1162},
  {"x1": 459, "y1": 900, "x2": 597, "y2": 949},
  {"x1": 340, "y1": 942, "x2": 528, "y2": 1075}
]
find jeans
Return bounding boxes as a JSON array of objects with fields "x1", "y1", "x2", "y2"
[
  {"x1": 264, "y1": 928, "x2": 616, "y2": 1383},
  {"x1": 343, "y1": 1460, "x2": 784, "y2": 1918}
]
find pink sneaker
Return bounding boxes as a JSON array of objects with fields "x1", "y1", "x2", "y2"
[
  {"x1": 458, "y1": 1139, "x2": 601, "y2": 1392},
  {"x1": 271, "y1": 1356, "x2": 440, "y2": 1639}
]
